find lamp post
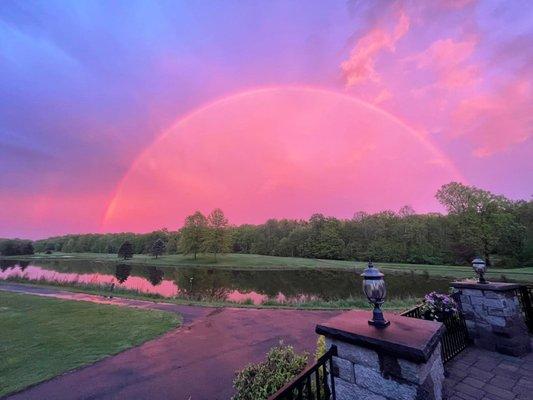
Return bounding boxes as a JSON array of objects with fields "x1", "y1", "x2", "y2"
[
  {"x1": 361, "y1": 261, "x2": 390, "y2": 328},
  {"x1": 471, "y1": 257, "x2": 487, "y2": 284}
]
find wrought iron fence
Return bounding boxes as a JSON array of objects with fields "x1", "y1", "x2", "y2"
[
  {"x1": 269, "y1": 345, "x2": 337, "y2": 400},
  {"x1": 515, "y1": 285, "x2": 533, "y2": 333},
  {"x1": 401, "y1": 296, "x2": 469, "y2": 363}
]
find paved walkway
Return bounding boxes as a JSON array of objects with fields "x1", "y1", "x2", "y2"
[
  {"x1": 445, "y1": 344, "x2": 533, "y2": 400},
  {"x1": 1, "y1": 283, "x2": 340, "y2": 400}
]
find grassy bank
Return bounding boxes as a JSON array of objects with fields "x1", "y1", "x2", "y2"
[
  {"x1": 0, "y1": 291, "x2": 180, "y2": 397},
  {"x1": 0, "y1": 278, "x2": 419, "y2": 310},
  {"x1": 3, "y1": 252, "x2": 533, "y2": 281}
]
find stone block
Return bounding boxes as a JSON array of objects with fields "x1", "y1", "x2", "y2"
[
  {"x1": 461, "y1": 289, "x2": 484, "y2": 297},
  {"x1": 470, "y1": 296, "x2": 485, "y2": 306},
  {"x1": 330, "y1": 339, "x2": 380, "y2": 369},
  {"x1": 483, "y1": 298, "x2": 506, "y2": 309},
  {"x1": 484, "y1": 291, "x2": 504, "y2": 299},
  {"x1": 486, "y1": 315, "x2": 506, "y2": 327},
  {"x1": 460, "y1": 295, "x2": 471, "y2": 304},
  {"x1": 333, "y1": 356, "x2": 355, "y2": 383},
  {"x1": 424, "y1": 358, "x2": 444, "y2": 400},
  {"x1": 334, "y1": 378, "x2": 387, "y2": 400},
  {"x1": 353, "y1": 364, "x2": 418, "y2": 400},
  {"x1": 487, "y1": 307, "x2": 514, "y2": 317},
  {"x1": 398, "y1": 343, "x2": 442, "y2": 385}
]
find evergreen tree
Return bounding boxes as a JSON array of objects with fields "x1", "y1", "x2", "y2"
[
  {"x1": 117, "y1": 241, "x2": 134, "y2": 260},
  {"x1": 150, "y1": 238, "x2": 166, "y2": 259}
]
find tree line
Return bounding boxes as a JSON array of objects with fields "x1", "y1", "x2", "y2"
[{"x1": 5, "y1": 183, "x2": 532, "y2": 268}]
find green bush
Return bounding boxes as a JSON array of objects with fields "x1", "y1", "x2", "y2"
[
  {"x1": 315, "y1": 335, "x2": 326, "y2": 361},
  {"x1": 232, "y1": 342, "x2": 308, "y2": 400}
]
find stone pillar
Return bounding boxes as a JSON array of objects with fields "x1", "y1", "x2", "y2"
[
  {"x1": 316, "y1": 310, "x2": 445, "y2": 400},
  {"x1": 451, "y1": 281, "x2": 531, "y2": 356}
]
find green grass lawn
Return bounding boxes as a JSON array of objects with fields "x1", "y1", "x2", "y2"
[
  {"x1": 5, "y1": 251, "x2": 533, "y2": 282},
  {"x1": 0, "y1": 291, "x2": 180, "y2": 397}
]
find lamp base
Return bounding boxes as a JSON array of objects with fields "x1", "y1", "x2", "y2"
[{"x1": 368, "y1": 319, "x2": 390, "y2": 328}]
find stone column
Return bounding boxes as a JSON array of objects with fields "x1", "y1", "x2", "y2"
[
  {"x1": 316, "y1": 310, "x2": 445, "y2": 400},
  {"x1": 451, "y1": 281, "x2": 531, "y2": 356}
]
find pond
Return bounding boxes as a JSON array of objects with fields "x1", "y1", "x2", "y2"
[{"x1": 0, "y1": 259, "x2": 453, "y2": 305}]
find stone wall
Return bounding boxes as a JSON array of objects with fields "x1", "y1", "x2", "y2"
[
  {"x1": 326, "y1": 338, "x2": 444, "y2": 400},
  {"x1": 452, "y1": 282, "x2": 531, "y2": 357}
]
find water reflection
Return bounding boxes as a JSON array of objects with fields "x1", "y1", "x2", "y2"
[
  {"x1": 144, "y1": 266, "x2": 164, "y2": 286},
  {"x1": 115, "y1": 264, "x2": 132, "y2": 283},
  {"x1": 0, "y1": 260, "x2": 452, "y2": 304}
]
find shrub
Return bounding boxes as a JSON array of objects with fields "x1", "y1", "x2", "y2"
[
  {"x1": 420, "y1": 292, "x2": 457, "y2": 321},
  {"x1": 232, "y1": 342, "x2": 308, "y2": 400},
  {"x1": 315, "y1": 335, "x2": 326, "y2": 361}
]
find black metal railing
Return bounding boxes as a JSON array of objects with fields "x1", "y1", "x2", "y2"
[
  {"x1": 401, "y1": 298, "x2": 469, "y2": 363},
  {"x1": 269, "y1": 345, "x2": 337, "y2": 400},
  {"x1": 516, "y1": 285, "x2": 533, "y2": 333}
]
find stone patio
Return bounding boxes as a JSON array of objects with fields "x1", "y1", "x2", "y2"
[{"x1": 444, "y1": 341, "x2": 533, "y2": 400}]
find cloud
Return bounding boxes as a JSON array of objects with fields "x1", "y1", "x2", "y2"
[
  {"x1": 411, "y1": 37, "x2": 479, "y2": 89},
  {"x1": 340, "y1": 0, "x2": 532, "y2": 160},
  {"x1": 453, "y1": 76, "x2": 532, "y2": 157},
  {"x1": 341, "y1": 10, "x2": 409, "y2": 87}
]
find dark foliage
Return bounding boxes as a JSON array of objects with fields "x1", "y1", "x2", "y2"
[
  {"x1": 150, "y1": 238, "x2": 166, "y2": 259},
  {"x1": 117, "y1": 241, "x2": 134, "y2": 260},
  {"x1": 0, "y1": 239, "x2": 34, "y2": 256}
]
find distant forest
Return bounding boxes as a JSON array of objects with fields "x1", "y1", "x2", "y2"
[{"x1": 1, "y1": 182, "x2": 532, "y2": 268}]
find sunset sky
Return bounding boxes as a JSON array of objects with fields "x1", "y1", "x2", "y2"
[{"x1": 1, "y1": 0, "x2": 532, "y2": 238}]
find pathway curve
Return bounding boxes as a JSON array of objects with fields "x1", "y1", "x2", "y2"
[{"x1": 0, "y1": 283, "x2": 341, "y2": 400}]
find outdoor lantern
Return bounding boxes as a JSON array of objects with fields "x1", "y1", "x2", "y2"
[
  {"x1": 471, "y1": 257, "x2": 487, "y2": 284},
  {"x1": 361, "y1": 261, "x2": 390, "y2": 328}
]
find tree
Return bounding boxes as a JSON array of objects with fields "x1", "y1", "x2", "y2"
[
  {"x1": 179, "y1": 211, "x2": 208, "y2": 259},
  {"x1": 150, "y1": 238, "x2": 166, "y2": 259},
  {"x1": 204, "y1": 208, "x2": 231, "y2": 261},
  {"x1": 436, "y1": 182, "x2": 525, "y2": 266},
  {"x1": 166, "y1": 234, "x2": 179, "y2": 254},
  {"x1": 117, "y1": 241, "x2": 134, "y2": 260}
]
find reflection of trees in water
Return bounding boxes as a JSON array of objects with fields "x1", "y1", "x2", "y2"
[
  {"x1": 171, "y1": 268, "x2": 450, "y2": 301},
  {"x1": 18, "y1": 261, "x2": 29, "y2": 271},
  {"x1": 0, "y1": 260, "x2": 29, "y2": 272},
  {"x1": 1, "y1": 260, "x2": 18, "y2": 271},
  {"x1": 144, "y1": 266, "x2": 164, "y2": 286},
  {"x1": 115, "y1": 264, "x2": 132, "y2": 283},
  {"x1": 172, "y1": 269, "x2": 231, "y2": 301},
  {"x1": 6, "y1": 259, "x2": 451, "y2": 301}
]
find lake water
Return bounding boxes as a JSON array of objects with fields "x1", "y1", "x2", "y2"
[{"x1": 0, "y1": 259, "x2": 452, "y2": 304}]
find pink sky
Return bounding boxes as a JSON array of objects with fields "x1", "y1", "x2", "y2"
[{"x1": 0, "y1": 0, "x2": 531, "y2": 238}]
